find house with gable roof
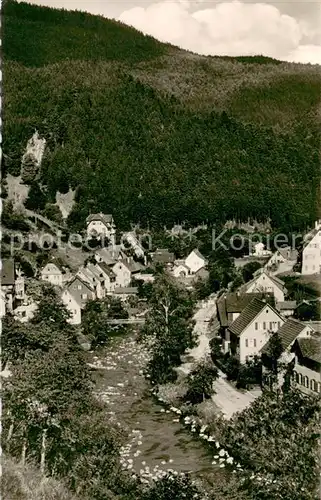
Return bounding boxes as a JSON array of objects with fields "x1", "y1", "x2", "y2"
[
  {"x1": 185, "y1": 249, "x2": 207, "y2": 274},
  {"x1": 292, "y1": 336, "x2": 321, "y2": 395},
  {"x1": 216, "y1": 291, "x2": 275, "y2": 352},
  {"x1": 95, "y1": 246, "x2": 126, "y2": 266},
  {"x1": 94, "y1": 262, "x2": 116, "y2": 293},
  {"x1": 61, "y1": 288, "x2": 82, "y2": 325},
  {"x1": 241, "y1": 269, "x2": 286, "y2": 303},
  {"x1": 264, "y1": 246, "x2": 298, "y2": 274},
  {"x1": 260, "y1": 318, "x2": 314, "y2": 378},
  {"x1": 77, "y1": 266, "x2": 105, "y2": 299},
  {"x1": 40, "y1": 261, "x2": 65, "y2": 287},
  {"x1": 86, "y1": 213, "x2": 116, "y2": 244},
  {"x1": 227, "y1": 297, "x2": 285, "y2": 363},
  {"x1": 112, "y1": 257, "x2": 144, "y2": 288},
  {"x1": 1, "y1": 258, "x2": 25, "y2": 313},
  {"x1": 65, "y1": 275, "x2": 96, "y2": 309}
]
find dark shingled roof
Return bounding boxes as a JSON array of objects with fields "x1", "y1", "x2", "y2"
[
  {"x1": 96, "y1": 262, "x2": 116, "y2": 278},
  {"x1": 297, "y1": 337, "x2": 321, "y2": 363},
  {"x1": 1, "y1": 259, "x2": 15, "y2": 286},
  {"x1": 228, "y1": 298, "x2": 272, "y2": 337},
  {"x1": 86, "y1": 213, "x2": 113, "y2": 225},
  {"x1": 152, "y1": 249, "x2": 175, "y2": 264},
  {"x1": 217, "y1": 292, "x2": 274, "y2": 328},
  {"x1": 261, "y1": 318, "x2": 308, "y2": 354}
]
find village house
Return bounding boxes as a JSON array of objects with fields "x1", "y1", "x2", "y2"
[
  {"x1": 61, "y1": 288, "x2": 82, "y2": 325},
  {"x1": 264, "y1": 246, "x2": 298, "y2": 274},
  {"x1": 77, "y1": 266, "x2": 105, "y2": 299},
  {"x1": 40, "y1": 262, "x2": 65, "y2": 287},
  {"x1": 94, "y1": 262, "x2": 116, "y2": 293},
  {"x1": 95, "y1": 246, "x2": 126, "y2": 266},
  {"x1": 260, "y1": 318, "x2": 314, "y2": 385},
  {"x1": 150, "y1": 248, "x2": 175, "y2": 267},
  {"x1": 291, "y1": 336, "x2": 321, "y2": 395},
  {"x1": 112, "y1": 257, "x2": 143, "y2": 288},
  {"x1": 172, "y1": 260, "x2": 191, "y2": 278},
  {"x1": 241, "y1": 269, "x2": 286, "y2": 303},
  {"x1": 276, "y1": 300, "x2": 297, "y2": 318},
  {"x1": 185, "y1": 249, "x2": 207, "y2": 274},
  {"x1": 227, "y1": 297, "x2": 285, "y2": 364},
  {"x1": 302, "y1": 221, "x2": 321, "y2": 275},
  {"x1": 216, "y1": 291, "x2": 275, "y2": 353},
  {"x1": 86, "y1": 213, "x2": 116, "y2": 244},
  {"x1": 65, "y1": 276, "x2": 96, "y2": 309},
  {"x1": 114, "y1": 286, "x2": 138, "y2": 302}
]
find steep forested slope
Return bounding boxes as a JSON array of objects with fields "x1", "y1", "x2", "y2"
[{"x1": 3, "y1": 1, "x2": 321, "y2": 230}]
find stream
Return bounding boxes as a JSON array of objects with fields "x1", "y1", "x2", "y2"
[{"x1": 90, "y1": 333, "x2": 226, "y2": 486}]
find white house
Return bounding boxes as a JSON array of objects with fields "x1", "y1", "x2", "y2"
[
  {"x1": 172, "y1": 260, "x2": 190, "y2": 278},
  {"x1": 94, "y1": 262, "x2": 116, "y2": 293},
  {"x1": 242, "y1": 269, "x2": 286, "y2": 303},
  {"x1": 41, "y1": 262, "x2": 64, "y2": 287},
  {"x1": 276, "y1": 300, "x2": 297, "y2": 318},
  {"x1": 265, "y1": 246, "x2": 298, "y2": 274},
  {"x1": 302, "y1": 222, "x2": 321, "y2": 275},
  {"x1": 112, "y1": 258, "x2": 143, "y2": 288},
  {"x1": 252, "y1": 242, "x2": 272, "y2": 257},
  {"x1": 61, "y1": 288, "x2": 82, "y2": 325},
  {"x1": 65, "y1": 276, "x2": 96, "y2": 309},
  {"x1": 0, "y1": 289, "x2": 7, "y2": 318},
  {"x1": 185, "y1": 249, "x2": 207, "y2": 274},
  {"x1": 228, "y1": 298, "x2": 285, "y2": 364},
  {"x1": 86, "y1": 213, "x2": 116, "y2": 244}
]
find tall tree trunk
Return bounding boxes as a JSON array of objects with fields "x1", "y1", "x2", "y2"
[
  {"x1": 21, "y1": 437, "x2": 27, "y2": 465},
  {"x1": 40, "y1": 428, "x2": 47, "y2": 474},
  {"x1": 6, "y1": 421, "x2": 14, "y2": 452}
]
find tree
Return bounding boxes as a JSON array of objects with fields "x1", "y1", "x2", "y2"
[
  {"x1": 21, "y1": 153, "x2": 39, "y2": 184},
  {"x1": 141, "y1": 473, "x2": 204, "y2": 500},
  {"x1": 184, "y1": 358, "x2": 218, "y2": 404},
  {"x1": 261, "y1": 331, "x2": 284, "y2": 390},
  {"x1": 143, "y1": 273, "x2": 196, "y2": 384},
  {"x1": 25, "y1": 183, "x2": 47, "y2": 211},
  {"x1": 31, "y1": 285, "x2": 71, "y2": 329},
  {"x1": 82, "y1": 297, "x2": 129, "y2": 349},
  {"x1": 241, "y1": 261, "x2": 262, "y2": 283}
]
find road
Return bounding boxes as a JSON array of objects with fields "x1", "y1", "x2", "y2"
[{"x1": 180, "y1": 295, "x2": 261, "y2": 419}]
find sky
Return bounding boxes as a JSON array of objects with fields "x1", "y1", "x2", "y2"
[{"x1": 24, "y1": 0, "x2": 321, "y2": 64}]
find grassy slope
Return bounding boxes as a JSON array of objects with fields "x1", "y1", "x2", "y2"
[{"x1": 3, "y1": 1, "x2": 321, "y2": 230}]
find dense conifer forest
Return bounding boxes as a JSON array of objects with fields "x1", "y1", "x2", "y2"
[{"x1": 3, "y1": 0, "x2": 321, "y2": 231}]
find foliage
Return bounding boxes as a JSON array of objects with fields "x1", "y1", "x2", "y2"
[
  {"x1": 143, "y1": 273, "x2": 196, "y2": 384},
  {"x1": 21, "y1": 152, "x2": 39, "y2": 183},
  {"x1": 294, "y1": 301, "x2": 321, "y2": 321},
  {"x1": 241, "y1": 261, "x2": 262, "y2": 283},
  {"x1": 236, "y1": 356, "x2": 262, "y2": 389},
  {"x1": 25, "y1": 182, "x2": 47, "y2": 211},
  {"x1": 184, "y1": 358, "x2": 218, "y2": 404},
  {"x1": 216, "y1": 388, "x2": 320, "y2": 500},
  {"x1": 207, "y1": 248, "x2": 237, "y2": 292},
  {"x1": 42, "y1": 203, "x2": 63, "y2": 223},
  {"x1": 31, "y1": 285, "x2": 72, "y2": 328},
  {"x1": 141, "y1": 473, "x2": 205, "y2": 500},
  {"x1": 2, "y1": 200, "x2": 30, "y2": 231},
  {"x1": 3, "y1": 3, "x2": 320, "y2": 232},
  {"x1": 82, "y1": 297, "x2": 129, "y2": 349}
]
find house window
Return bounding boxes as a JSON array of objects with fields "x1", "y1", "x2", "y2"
[
  {"x1": 245, "y1": 339, "x2": 248, "y2": 347},
  {"x1": 263, "y1": 322, "x2": 266, "y2": 330},
  {"x1": 317, "y1": 383, "x2": 321, "y2": 394},
  {"x1": 82, "y1": 293, "x2": 87, "y2": 300},
  {"x1": 253, "y1": 339, "x2": 256, "y2": 348},
  {"x1": 269, "y1": 322, "x2": 273, "y2": 330},
  {"x1": 298, "y1": 373, "x2": 303, "y2": 384},
  {"x1": 304, "y1": 376, "x2": 309, "y2": 388},
  {"x1": 77, "y1": 285, "x2": 82, "y2": 290},
  {"x1": 255, "y1": 322, "x2": 258, "y2": 330},
  {"x1": 310, "y1": 379, "x2": 317, "y2": 391}
]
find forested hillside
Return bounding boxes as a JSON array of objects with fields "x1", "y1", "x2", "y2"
[{"x1": 3, "y1": 0, "x2": 321, "y2": 231}]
